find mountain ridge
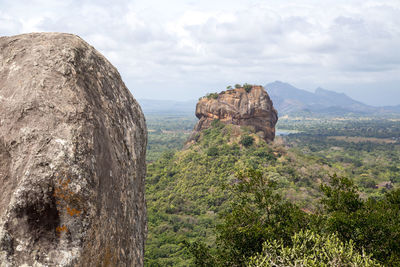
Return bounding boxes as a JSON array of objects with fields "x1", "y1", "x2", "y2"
[
  {"x1": 265, "y1": 81, "x2": 377, "y2": 115},
  {"x1": 138, "y1": 82, "x2": 400, "y2": 116}
]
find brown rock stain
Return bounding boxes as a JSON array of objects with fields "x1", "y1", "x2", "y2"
[
  {"x1": 56, "y1": 225, "x2": 68, "y2": 235},
  {"x1": 66, "y1": 206, "x2": 82, "y2": 216},
  {"x1": 53, "y1": 177, "x2": 84, "y2": 215}
]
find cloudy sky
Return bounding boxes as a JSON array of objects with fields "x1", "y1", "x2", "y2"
[{"x1": 1, "y1": 0, "x2": 399, "y2": 106}]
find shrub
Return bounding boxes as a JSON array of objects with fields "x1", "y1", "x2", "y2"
[
  {"x1": 240, "y1": 135, "x2": 254, "y2": 147},
  {"x1": 243, "y1": 83, "x2": 252, "y2": 93},
  {"x1": 248, "y1": 230, "x2": 381, "y2": 267},
  {"x1": 234, "y1": 84, "x2": 241, "y2": 89},
  {"x1": 210, "y1": 119, "x2": 223, "y2": 129},
  {"x1": 205, "y1": 93, "x2": 219, "y2": 99},
  {"x1": 360, "y1": 177, "x2": 377, "y2": 189},
  {"x1": 207, "y1": 146, "x2": 219, "y2": 157}
]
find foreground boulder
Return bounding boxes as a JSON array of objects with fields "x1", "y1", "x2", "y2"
[
  {"x1": 0, "y1": 33, "x2": 147, "y2": 266},
  {"x1": 190, "y1": 85, "x2": 278, "y2": 142}
]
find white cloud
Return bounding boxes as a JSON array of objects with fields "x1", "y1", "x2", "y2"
[{"x1": 0, "y1": 0, "x2": 399, "y2": 104}]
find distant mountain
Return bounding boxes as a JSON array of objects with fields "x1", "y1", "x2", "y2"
[
  {"x1": 138, "y1": 99, "x2": 196, "y2": 115},
  {"x1": 139, "y1": 82, "x2": 399, "y2": 116},
  {"x1": 265, "y1": 81, "x2": 378, "y2": 115},
  {"x1": 383, "y1": 105, "x2": 400, "y2": 113}
]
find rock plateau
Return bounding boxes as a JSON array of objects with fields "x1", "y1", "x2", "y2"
[
  {"x1": 190, "y1": 85, "x2": 278, "y2": 142},
  {"x1": 0, "y1": 33, "x2": 147, "y2": 266}
]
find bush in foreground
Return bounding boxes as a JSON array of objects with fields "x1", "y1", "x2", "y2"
[{"x1": 248, "y1": 230, "x2": 381, "y2": 267}]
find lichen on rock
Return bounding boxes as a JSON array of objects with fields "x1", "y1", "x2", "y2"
[{"x1": 0, "y1": 33, "x2": 147, "y2": 266}]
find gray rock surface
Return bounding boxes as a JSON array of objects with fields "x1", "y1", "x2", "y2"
[
  {"x1": 0, "y1": 33, "x2": 147, "y2": 266},
  {"x1": 190, "y1": 85, "x2": 278, "y2": 142}
]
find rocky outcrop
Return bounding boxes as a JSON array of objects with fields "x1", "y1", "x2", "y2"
[
  {"x1": 0, "y1": 33, "x2": 147, "y2": 266},
  {"x1": 190, "y1": 85, "x2": 278, "y2": 142}
]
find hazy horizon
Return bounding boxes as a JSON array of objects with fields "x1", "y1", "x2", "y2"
[
  {"x1": 137, "y1": 81, "x2": 398, "y2": 108},
  {"x1": 1, "y1": 0, "x2": 399, "y2": 106}
]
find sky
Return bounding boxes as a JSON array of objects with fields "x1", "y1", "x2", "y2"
[{"x1": 1, "y1": 0, "x2": 399, "y2": 106}]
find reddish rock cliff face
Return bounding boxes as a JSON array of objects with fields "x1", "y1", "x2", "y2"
[{"x1": 192, "y1": 85, "x2": 278, "y2": 142}]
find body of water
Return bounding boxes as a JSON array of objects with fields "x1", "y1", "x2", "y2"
[{"x1": 276, "y1": 130, "x2": 297, "y2": 136}]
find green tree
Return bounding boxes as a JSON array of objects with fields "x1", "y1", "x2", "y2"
[
  {"x1": 187, "y1": 169, "x2": 309, "y2": 266},
  {"x1": 243, "y1": 83, "x2": 252, "y2": 93},
  {"x1": 320, "y1": 174, "x2": 362, "y2": 214},
  {"x1": 248, "y1": 230, "x2": 381, "y2": 267},
  {"x1": 320, "y1": 175, "x2": 400, "y2": 265},
  {"x1": 240, "y1": 135, "x2": 254, "y2": 147},
  {"x1": 206, "y1": 92, "x2": 219, "y2": 99},
  {"x1": 207, "y1": 146, "x2": 219, "y2": 157}
]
